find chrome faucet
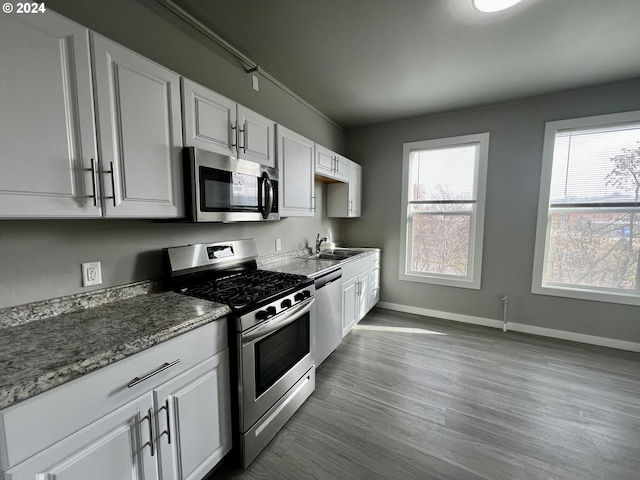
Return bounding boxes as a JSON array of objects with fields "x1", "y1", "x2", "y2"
[{"x1": 315, "y1": 233, "x2": 328, "y2": 253}]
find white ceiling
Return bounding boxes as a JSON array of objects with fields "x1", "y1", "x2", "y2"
[{"x1": 165, "y1": 0, "x2": 640, "y2": 128}]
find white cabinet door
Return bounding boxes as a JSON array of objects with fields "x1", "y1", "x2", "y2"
[
  {"x1": 314, "y1": 145, "x2": 349, "y2": 182},
  {"x1": 315, "y1": 144, "x2": 336, "y2": 179},
  {"x1": 327, "y1": 160, "x2": 362, "y2": 218},
  {"x1": 350, "y1": 162, "x2": 362, "y2": 217},
  {"x1": 155, "y1": 352, "x2": 232, "y2": 480},
  {"x1": 92, "y1": 34, "x2": 183, "y2": 218},
  {"x1": 237, "y1": 105, "x2": 276, "y2": 168},
  {"x1": 181, "y1": 78, "x2": 237, "y2": 156},
  {"x1": 5, "y1": 394, "x2": 158, "y2": 480},
  {"x1": 0, "y1": 12, "x2": 100, "y2": 218},
  {"x1": 342, "y1": 277, "x2": 358, "y2": 338},
  {"x1": 277, "y1": 125, "x2": 315, "y2": 217},
  {"x1": 356, "y1": 272, "x2": 369, "y2": 322},
  {"x1": 335, "y1": 154, "x2": 351, "y2": 183}
]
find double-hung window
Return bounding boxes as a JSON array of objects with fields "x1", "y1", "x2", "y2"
[
  {"x1": 532, "y1": 110, "x2": 640, "y2": 305},
  {"x1": 400, "y1": 133, "x2": 489, "y2": 289}
]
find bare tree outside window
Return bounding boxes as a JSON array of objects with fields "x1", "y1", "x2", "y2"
[{"x1": 545, "y1": 141, "x2": 640, "y2": 291}]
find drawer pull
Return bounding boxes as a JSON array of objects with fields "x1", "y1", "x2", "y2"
[{"x1": 127, "y1": 359, "x2": 180, "y2": 388}]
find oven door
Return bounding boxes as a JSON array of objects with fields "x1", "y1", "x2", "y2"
[
  {"x1": 186, "y1": 147, "x2": 279, "y2": 222},
  {"x1": 239, "y1": 297, "x2": 315, "y2": 431}
]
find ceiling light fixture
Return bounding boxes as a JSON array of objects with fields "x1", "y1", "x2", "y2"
[{"x1": 473, "y1": 0, "x2": 524, "y2": 13}]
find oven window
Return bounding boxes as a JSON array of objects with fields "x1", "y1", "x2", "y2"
[
  {"x1": 200, "y1": 166, "x2": 259, "y2": 211},
  {"x1": 254, "y1": 313, "x2": 310, "y2": 397}
]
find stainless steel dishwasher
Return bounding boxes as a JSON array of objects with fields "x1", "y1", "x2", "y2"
[{"x1": 314, "y1": 267, "x2": 343, "y2": 366}]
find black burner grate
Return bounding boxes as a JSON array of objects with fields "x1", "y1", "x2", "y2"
[{"x1": 180, "y1": 270, "x2": 308, "y2": 308}]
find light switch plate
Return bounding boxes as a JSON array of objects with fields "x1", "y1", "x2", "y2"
[
  {"x1": 275, "y1": 238, "x2": 282, "y2": 251},
  {"x1": 252, "y1": 74, "x2": 259, "y2": 91}
]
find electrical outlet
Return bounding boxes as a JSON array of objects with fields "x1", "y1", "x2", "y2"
[
  {"x1": 251, "y1": 74, "x2": 259, "y2": 91},
  {"x1": 82, "y1": 262, "x2": 102, "y2": 287},
  {"x1": 275, "y1": 238, "x2": 282, "y2": 251}
]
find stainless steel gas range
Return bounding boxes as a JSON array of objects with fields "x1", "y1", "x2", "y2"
[{"x1": 163, "y1": 239, "x2": 315, "y2": 468}]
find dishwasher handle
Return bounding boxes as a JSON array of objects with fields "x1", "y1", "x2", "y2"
[{"x1": 315, "y1": 268, "x2": 342, "y2": 289}]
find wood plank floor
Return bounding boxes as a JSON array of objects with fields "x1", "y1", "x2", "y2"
[{"x1": 210, "y1": 308, "x2": 640, "y2": 480}]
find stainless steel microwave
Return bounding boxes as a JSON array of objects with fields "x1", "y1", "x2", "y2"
[{"x1": 183, "y1": 147, "x2": 279, "y2": 222}]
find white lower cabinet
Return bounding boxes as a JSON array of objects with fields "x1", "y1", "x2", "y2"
[
  {"x1": 1, "y1": 322, "x2": 231, "y2": 480},
  {"x1": 156, "y1": 353, "x2": 231, "y2": 480},
  {"x1": 341, "y1": 251, "x2": 380, "y2": 337},
  {"x1": 5, "y1": 393, "x2": 158, "y2": 480},
  {"x1": 342, "y1": 272, "x2": 369, "y2": 338}
]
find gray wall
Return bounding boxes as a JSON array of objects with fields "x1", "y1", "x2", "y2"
[
  {"x1": 0, "y1": 0, "x2": 343, "y2": 309},
  {"x1": 344, "y1": 79, "x2": 640, "y2": 343}
]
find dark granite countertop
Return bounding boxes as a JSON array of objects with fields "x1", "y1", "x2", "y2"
[{"x1": 0, "y1": 287, "x2": 230, "y2": 410}]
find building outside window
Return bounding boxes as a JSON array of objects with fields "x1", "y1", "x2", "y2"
[
  {"x1": 400, "y1": 133, "x2": 489, "y2": 289},
  {"x1": 532, "y1": 110, "x2": 640, "y2": 305}
]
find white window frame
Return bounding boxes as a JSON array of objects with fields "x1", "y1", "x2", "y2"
[
  {"x1": 399, "y1": 133, "x2": 489, "y2": 289},
  {"x1": 532, "y1": 110, "x2": 640, "y2": 306}
]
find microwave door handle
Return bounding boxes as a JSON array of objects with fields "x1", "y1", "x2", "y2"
[
  {"x1": 261, "y1": 172, "x2": 274, "y2": 219},
  {"x1": 242, "y1": 298, "x2": 315, "y2": 345}
]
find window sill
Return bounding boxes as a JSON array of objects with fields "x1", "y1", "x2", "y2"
[
  {"x1": 532, "y1": 284, "x2": 640, "y2": 306},
  {"x1": 400, "y1": 272, "x2": 480, "y2": 290}
]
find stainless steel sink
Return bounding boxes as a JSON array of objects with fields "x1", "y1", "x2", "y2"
[{"x1": 306, "y1": 249, "x2": 362, "y2": 260}]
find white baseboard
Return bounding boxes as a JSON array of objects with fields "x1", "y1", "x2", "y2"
[{"x1": 376, "y1": 301, "x2": 640, "y2": 353}]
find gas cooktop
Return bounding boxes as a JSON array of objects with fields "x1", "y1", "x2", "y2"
[{"x1": 178, "y1": 269, "x2": 310, "y2": 309}]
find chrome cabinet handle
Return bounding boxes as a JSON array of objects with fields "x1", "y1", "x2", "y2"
[
  {"x1": 231, "y1": 121, "x2": 238, "y2": 149},
  {"x1": 102, "y1": 161, "x2": 120, "y2": 207},
  {"x1": 239, "y1": 125, "x2": 246, "y2": 152},
  {"x1": 159, "y1": 398, "x2": 172, "y2": 445},
  {"x1": 127, "y1": 359, "x2": 180, "y2": 388},
  {"x1": 311, "y1": 195, "x2": 316, "y2": 212},
  {"x1": 82, "y1": 158, "x2": 98, "y2": 206},
  {"x1": 143, "y1": 408, "x2": 155, "y2": 457},
  {"x1": 349, "y1": 199, "x2": 353, "y2": 213}
]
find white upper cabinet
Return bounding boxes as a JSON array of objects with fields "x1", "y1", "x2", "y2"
[
  {"x1": 327, "y1": 160, "x2": 362, "y2": 217},
  {"x1": 0, "y1": 11, "x2": 184, "y2": 219},
  {"x1": 0, "y1": 12, "x2": 100, "y2": 218},
  {"x1": 237, "y1": 105, "x2": 276, "y2": 167},
  {"x1": 315, "y1": 145, "x2": 349, "y2": 183},
  {"x1": 277, "y1": 125, "x2": 315, "y2": 217},
  {"x1": 181, "y1": 79, "x2": 237, "y2": 156},
  {"x1": 182, "y1": 79, "x2": 276, "y2": 168},
  {"x1": 92, "y1": 34, "x2": 183, "y2": 218}
]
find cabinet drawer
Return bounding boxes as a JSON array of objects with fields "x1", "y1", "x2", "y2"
[
  {"x1": 0, "y1": 319, "x2": 227, "y2": 469},
  {"x1": 370, "y1": 252, "x2": 380, "y2": 269},
  {"x1": 341, "y1": 255, "x2": 371, "y2": 283}
]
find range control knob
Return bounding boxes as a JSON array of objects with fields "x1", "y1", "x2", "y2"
[
  {"x1": 256, "y1": 310, "x2": 269, "y2": 321},
  {"x1": 294, "y1": 292, "x2": 305, "y2": 302},
  {"x1": 266, "y1": 306, "x2": 277, "y2": 317},
  {"x1": 281, "y1": 299, "x2": 292, "y2": 309}
]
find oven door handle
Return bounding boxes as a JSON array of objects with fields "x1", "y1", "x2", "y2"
[{"x1": 242, "y1": 298, "x2": 315, "y2": 344}]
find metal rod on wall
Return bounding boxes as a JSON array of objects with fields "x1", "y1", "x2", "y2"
[{"x1": 153, "y1": 0, "x2": 343, "y2": 130}]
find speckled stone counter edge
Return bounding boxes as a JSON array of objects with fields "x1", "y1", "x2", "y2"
[
  {"x1": 0, "y1": 280, "x2": 163, "y2": 328},
  {"x1": 0, "y1": 305, "x2": 229, "y2": 410}
]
